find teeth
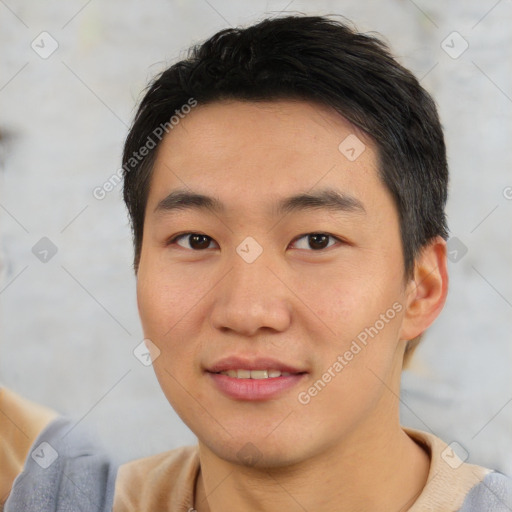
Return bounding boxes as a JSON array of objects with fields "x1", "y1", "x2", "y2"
[
  {"x1": 218, "y1": 369, "x2": 293, "y2": 379},
  {"x1": 251, "y1": 370, "x2": 268, "y2": 379}
]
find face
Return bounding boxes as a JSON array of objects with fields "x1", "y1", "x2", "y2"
[{"x1": 137, "y1": 99, "x2": 411, "y2": 467}]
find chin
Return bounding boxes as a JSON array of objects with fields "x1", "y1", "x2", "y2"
[
  {"x1": 196, "y1": 428, "x2": 320, "y2": 471},
  {"x1": 211, "y1": 441, "x2": 303, "y2": 469}
]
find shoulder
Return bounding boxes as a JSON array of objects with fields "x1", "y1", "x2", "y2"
[
  {"x1": 2, "y1": 388, "x2": 117, "y2": 512},
  {"x1": 113, "y1": 445, "x2": 200, "y2": 512},
  {"x1": 0, "y1": 387, "x2": 58, "y2": 508},
  {"x1": 458, "y1": 470, "x2": 512, "y2": 511},
  {"x1": 403, "y1": 427, "x2": 512, "y2": 512}
]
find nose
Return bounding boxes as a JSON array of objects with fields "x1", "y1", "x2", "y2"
[{"x1": 209, "y1": 253, "x2": 292, "y2": 337}]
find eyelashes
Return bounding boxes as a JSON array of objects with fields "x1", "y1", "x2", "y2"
[
  {"x1": 169, "y1": 233, "x2": 216, "y2": 250},
  {"x1": 167, "y1": 232, "x2": 345, "y2": 252}
]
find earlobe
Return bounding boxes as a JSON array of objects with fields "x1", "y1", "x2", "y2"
[{"x1": 400, "y1": 236, "x2": 449, "y2": 341}]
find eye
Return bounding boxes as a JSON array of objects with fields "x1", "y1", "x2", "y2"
[
  {"x1": 169, "y1": 233, "x2": 217, "y2": 250},
  {"x1": 291, "y1": 233, "x2": 342, "y2": 251},
  {"x1": 167, "y1": 232, "x2": 344, "y2": 252}
]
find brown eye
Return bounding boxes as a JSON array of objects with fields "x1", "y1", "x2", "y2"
[
  {"x1": 308, "y1": 234, "x2": 330, "y2": 250},
  {"x1": 292, "y1": 233, "x2": 339, "y2": 251},
  {"x1": 172, "y1": 233, "x2": 215, "y2": 250}
]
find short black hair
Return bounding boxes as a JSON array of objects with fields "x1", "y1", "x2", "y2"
[{"x1": 122, "y1": 14, "x2": 449, "y2": 276}]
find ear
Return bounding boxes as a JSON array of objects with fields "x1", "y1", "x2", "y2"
[{"x1": 400, "y1": 236, "x2": 449, "y2": 341}]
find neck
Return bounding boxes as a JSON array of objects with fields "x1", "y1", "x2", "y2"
[{"x1": 194, "y1": 413, "x2": 430, "y2": 512}]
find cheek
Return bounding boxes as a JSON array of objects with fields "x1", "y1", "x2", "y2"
[
  {"x1": 136, "y1": 260, "x2": 204, "y2": 373},
  {"x1": 137, "y1": 277, "x2": 168, "y2": 337},
  {"x1": 309, "y1": 262, "x2": 400, "y2": 340},
  {"x1": 310, "y1": 263, "x2": 406, "y2": 396},
  {"x1": 136, "y1": 257, "x2": 192, "y2": 337},
  {"x1": 137, "y1": 270, "x2": 199, "y2": 410},
  {"x1": 300, "y1": 304, "x2": 405, "y2": 426}
]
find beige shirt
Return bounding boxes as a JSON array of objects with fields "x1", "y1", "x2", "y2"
[{"x1": 113, "y1": 427, "x2": 491, "y2": 512}]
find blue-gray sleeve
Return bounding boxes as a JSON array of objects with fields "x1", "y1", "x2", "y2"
[
  {"x1": 4, "y1": 416, "x2": 118, "y2": 512},
  {"x1": 459, "y1": 471, "x2": 512, "y2": 511}
]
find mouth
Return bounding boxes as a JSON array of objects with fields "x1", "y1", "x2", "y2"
[
  {"x1": 212, "y1": 369, "x2": 298, "y2": 379},
  {"x1": 205, "y1": 356, "x2": 308, "y2": 401}
]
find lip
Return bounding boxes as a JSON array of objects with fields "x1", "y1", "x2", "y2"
[
  {"x1": 205, "y1": 356, "x2": 307, "y2": 401},
  {"x1": 206, "y1": 356, "x2": 305, "y2": 374},
  {"x1": 207, "y1": 372, "x2": 306, "y2": 401}
]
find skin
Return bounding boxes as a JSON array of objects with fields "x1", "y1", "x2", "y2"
[{"x1": 136, "y1": 99, "x2": 448, "y2": 511}]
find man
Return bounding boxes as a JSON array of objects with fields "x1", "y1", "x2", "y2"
[
  {"x1": 2, "y1": 13, "x2": 511, "y2": 512},
  {"x1": 113, "y1": 14, "x2": 512, "y2": 511}
]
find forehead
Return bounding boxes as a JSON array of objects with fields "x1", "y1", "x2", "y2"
[{"x1": 147, "y1": 99, "x2": 389, "y2": 216}]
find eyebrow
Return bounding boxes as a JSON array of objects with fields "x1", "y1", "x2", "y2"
[{"x1": 154, "y1": 187, "x2": 366, "y2": 218}]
